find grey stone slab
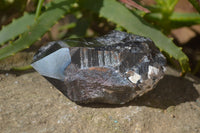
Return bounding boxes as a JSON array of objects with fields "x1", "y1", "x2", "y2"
[{"x1": 0, "y1": 67, "x2": 200, "y2": 133}]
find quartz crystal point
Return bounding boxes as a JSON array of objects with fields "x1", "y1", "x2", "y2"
[{"x1": 31, "y1": 30, "x2": 166, "y2": 104}]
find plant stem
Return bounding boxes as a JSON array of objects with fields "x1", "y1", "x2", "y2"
[
  {"x1": 35, "y1": 0, "x2": 45, "y2": 21},
  {"x1": 11, "y1": 65, "x2": 33, "y2": 71}
]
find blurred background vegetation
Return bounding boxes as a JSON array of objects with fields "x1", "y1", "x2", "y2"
[{"x1": 0, "y1": 0, "x2": 200, "y2": 77}]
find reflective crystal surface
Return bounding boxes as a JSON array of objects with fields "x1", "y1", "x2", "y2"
[{"x1": 31, "y1": 30, "x2": 166, "y2": 104}]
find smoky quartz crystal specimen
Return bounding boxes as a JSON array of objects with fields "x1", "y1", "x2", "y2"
[{"x1": 31, "y1": 30, "x2": 166, "y2": 104}]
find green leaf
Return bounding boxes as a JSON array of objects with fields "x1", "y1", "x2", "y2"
[
  {"x1": 0, "y1": 13, "x2": 35, "y2": 46},
  {"x1": 0, "y1": 0, "x2": 75, "y2": 60},
  {"x1": 154, "y1": 0, "x2": 178, "y2": 9},
  {"x1": 165, "y1": 0, "x2": 179, "y2": 12},
  {"x1": 170, "y1": 12, "x2": 200, "y2": 27},
  {"x1": 144, "y1": 12, "x2": 200, "y2": 29},
  {"x1": 154, "y1": 0, "x2": 178, "y2": 14},
  {"x1": 79, "y1": 0, "x2": 190, "y2": 73},
  {"x1": 188, "y1": 0, "x2": 200, "y2": 13}
]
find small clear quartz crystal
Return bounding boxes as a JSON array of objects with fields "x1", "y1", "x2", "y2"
[{"x1": 31, "y1": 30, "x2": 166, "y2": 104}]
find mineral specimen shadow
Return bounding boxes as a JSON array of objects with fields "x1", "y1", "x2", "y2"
[{"x1": 130, "y1": 75, "x2": 199, "y2": 109}]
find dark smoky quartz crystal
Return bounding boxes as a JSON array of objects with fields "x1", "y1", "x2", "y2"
[{"x1": 31, "y1": 30, "x2": 166, "y2": 104}]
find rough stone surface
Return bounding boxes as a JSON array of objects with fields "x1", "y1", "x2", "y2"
[
  {"x1": 31, "y1": 31, "x2": 166, "y2": 104},
  {"x1": 0, "y1": 66, "x2": 200, "y2": 133}
]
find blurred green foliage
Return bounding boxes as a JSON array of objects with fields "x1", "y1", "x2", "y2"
[{"x1": 0, "y1": 0, "x2": 200, "y2": 74}]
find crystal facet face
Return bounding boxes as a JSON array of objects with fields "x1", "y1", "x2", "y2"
[{"x1": 31, "y1": 30, "x2": 166, "y2": 104}]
